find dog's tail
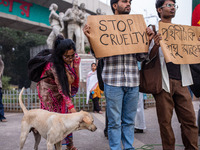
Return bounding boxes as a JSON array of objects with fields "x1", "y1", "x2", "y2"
[{"x1": 19, "y1": 87, "x2": 28, "y2": 114}]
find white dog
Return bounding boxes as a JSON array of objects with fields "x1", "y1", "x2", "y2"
[{"x1": 19, "y1": 88, "x2": 97, "y2": 150}]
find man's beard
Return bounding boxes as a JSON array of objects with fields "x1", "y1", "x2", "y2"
[
  {"x1": 122, "y1": 11, "x2": 130, "y2": 14},
  {"x1": 123, "y1": 12, "x2": 130, "y2": 14},
  {"x1": 117, "y1": 6, "x2": 130, "y2": 14},
  {"x1": 163, "y1": 14, "x2": 175, "y2": 19}
]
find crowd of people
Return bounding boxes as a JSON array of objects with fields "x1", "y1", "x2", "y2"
[
  {"x1": 0, "y1": 0, "x2": 199, "y2": 150},
  {"x1": 83, "y1": 0, "x2": 199, "y2": 150}
]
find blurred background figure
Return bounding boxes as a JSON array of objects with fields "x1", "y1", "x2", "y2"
[
  {"x1": 143, "y1": 93, "x2": 148, "y2": 109},
  {"x1": 0, "y1": 55, "x2": 7, "y2": 122},
  {"x1": 86, "y1": 63, "x2": 103, "y2": 114},
  {"x1": 135, "y1": 92, "x2": 146, "y2": 133},
  {"x1": 135, "y1": 61, "x2": 146, "y2": 133}
]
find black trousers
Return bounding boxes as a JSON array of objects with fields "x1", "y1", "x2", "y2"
[
  {"x1": 0, "y1": 88, "x2": 6, "y2": 120},
  {"x1": 92, "y1": 97, "x2": 101, "y2": 112}
]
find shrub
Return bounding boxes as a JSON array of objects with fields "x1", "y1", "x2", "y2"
[{"x1": 2, "y1": 76, "x2": 11, "y2": 90}]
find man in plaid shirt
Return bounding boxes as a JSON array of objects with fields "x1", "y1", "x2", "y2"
[{"x1": 83, "y1": 0, "x2": 154, "y2": 149}]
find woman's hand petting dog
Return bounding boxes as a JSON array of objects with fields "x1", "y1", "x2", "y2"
[{"x1": 70, "y1": 108, "x2": 76, "y2": 113}]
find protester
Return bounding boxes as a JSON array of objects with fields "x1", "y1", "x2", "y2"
[
  {"x1": 86, "y1": 63, "x2": 103, "y2": 114},
  {"x1": 37, "y1": 35, "x2": 80, "y2": 150},
  {"x1": 83, "y1": 0, "x2": 154, "y2": 149},
  {"x1": 149, "y1": 0, "x2": 198, "y2": 149},
  {"x1": 0, "y1": 55, "x2": 6, "y2": 122}
]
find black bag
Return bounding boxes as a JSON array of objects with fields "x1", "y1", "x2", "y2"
[
  {"x1": 97, "y1": 58, "x2": 104, "y2": 91},
  {"x1": 189, "y1": 64, "x2": 200, "y2": 98},
  {"x1": 28, "y1": 49, "x2": 52, "y2": 82},
  {"x1": 139, "y1": 52, "x2": 162, "y2": 94}
]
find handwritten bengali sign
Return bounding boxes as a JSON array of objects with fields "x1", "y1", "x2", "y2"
[
  {"x1": 159, "y1": 22, "x2": 200, "y2": 64},
  {"x1": 87, "y1": 14, "x2": 149, "y2": 58},
  {"x1": 0, "y1": 0, "x2": 32, "y2": 17}
]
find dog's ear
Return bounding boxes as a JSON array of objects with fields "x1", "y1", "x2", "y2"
[{"x1": 82, "y1": 115, "x2": 92, "y2": 124}]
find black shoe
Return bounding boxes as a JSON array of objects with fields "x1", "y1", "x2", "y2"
[
  {"x1": 104, "y1": 129, "x2": 108, "y2": 138},
  {"x1": 134, "y1": 128, "x2": 143, "y2": 133}
]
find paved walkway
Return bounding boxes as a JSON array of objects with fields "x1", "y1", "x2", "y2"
[{"x1": 0, "y1": 101, "x2": 199, "y2": 150}]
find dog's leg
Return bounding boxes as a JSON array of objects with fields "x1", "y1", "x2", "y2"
[
  {"x1": 33, "y1": 131, "x2": 41, "y2": 150},
  {"x1": 47, "y1": 128, "x2": 62, "y2": 150},
  {"x1": 54, "y1": 141, "x2": 62, "y2": 150},
  {"x1": 20, "y1": 121, "x2": 31, "y2": 150},
  {"x1": 47, "y1": 141, "x2": 54, "y2": 150}
]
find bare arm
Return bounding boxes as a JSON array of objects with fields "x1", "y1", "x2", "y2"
[
  {"x1": 146, "y1": 27, "x2": 155, "y2": 43},
  {"x1": 83, "y1": 24, "x2": 98, "y2": 58},
  {"x1": 136, "y1": 27, "x2": 154, "y2": 61}
]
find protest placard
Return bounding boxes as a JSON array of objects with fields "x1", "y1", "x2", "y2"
[
  {"x1": 159, "y1": 22, "x2": 200, "y2": 64},
  {"x1": 87, "y1": 14, "x2": 149, "y2": 58}
]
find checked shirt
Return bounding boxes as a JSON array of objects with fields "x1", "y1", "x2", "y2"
[{"x1": 102, "y1": 53, "x2": 147, "y2": 87}]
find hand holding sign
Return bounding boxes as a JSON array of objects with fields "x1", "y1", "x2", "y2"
[
  {"x1": 86, "y1": 14, "x2": 149, "y2": 58},
  {"x1": 154, "y1": 33, "x2": 162, "y2": 46},
  {"x1": 146, "y1": 27, "x2": 155, "y2": 42},
  {"x1": 83, "y1": 24, "x2": 91, "y2": 39}
]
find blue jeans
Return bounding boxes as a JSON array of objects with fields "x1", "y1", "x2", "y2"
[
  {"x1": 104, "y1": 84, "x2": 139, "y2": 150},
  {"x1": 0, "y1": 88, "x2": 6, "y2": 120}
]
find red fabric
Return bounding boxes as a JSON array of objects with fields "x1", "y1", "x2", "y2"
[
  {"x1": 192, "y1": 4, "x2": 200, "y2": 26},
  {"x1": 37, "y1": 54, "x2": 81, "y2": 113}
]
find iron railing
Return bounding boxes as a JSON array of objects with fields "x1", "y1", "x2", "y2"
[
  {"x1": 2, "y1": 88, "x2": 155, "y2": 112},
  {"x1": 2, "y1": 88, "x2": 106, "y2": 112}
]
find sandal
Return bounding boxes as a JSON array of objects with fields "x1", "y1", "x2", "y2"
[{"x1": 1, "y1": 119, "x2": 7, "y2": 122}]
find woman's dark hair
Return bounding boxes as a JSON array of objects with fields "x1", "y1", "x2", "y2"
[
  {"x1": 156, "y1": 0, "x2": 176, "y2": 18},
  {"x1": 52, "y1": 34, "x2": 76, "y2": 97}
]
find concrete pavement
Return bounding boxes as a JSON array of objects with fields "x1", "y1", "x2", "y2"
[{"x1": 0, "y1": 101, "x2": 199, "y2": 150}]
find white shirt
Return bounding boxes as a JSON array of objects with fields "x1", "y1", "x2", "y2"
[{"x1": 149, "y1": 40, "x2": 193, "y2": 93}]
